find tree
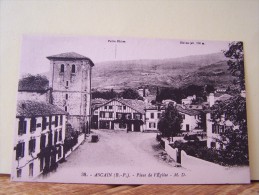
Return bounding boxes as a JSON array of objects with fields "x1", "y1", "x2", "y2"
[
  {"x1": 120, "y1": 88, "x2": 142, "y2": 100},
  {"x1": 224, "y1": 41, "x2": 245, "y2": 90},
  {"x1": 19, "y1": 74, "x2": 49, "y2": 92},
  {"x1": 158, "y1": 103, "x2": 183, "y2": 137},
  {"x1": 210, "y1": 96, "x2": 248, "y2": 165},
  {"x1": 92, "y1": 89, "x2": 118, "y2": 99}
]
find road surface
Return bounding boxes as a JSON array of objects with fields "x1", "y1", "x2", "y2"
[{"x1": 41, "y1": 130, "x2": 184, "y2": 183}]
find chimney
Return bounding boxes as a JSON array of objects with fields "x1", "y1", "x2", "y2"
[{"x1": 208, "y1": 93, "x2": 215, "y2": 107}]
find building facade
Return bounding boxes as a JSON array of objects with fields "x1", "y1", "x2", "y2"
[
  {"x1": 206, "y1": 93, "x2": 234, "y2": 149},
  {"x1": 145, "y1": 103, "x2": 203, "y2": 133},
  {"x1": 18, "y1": 74, "x2": 51, "y2": 103},
  {"x1": 47, "y1": 52, "x2": 94, "y2": 133},
  {"x1": 92, "y1": 98, "x2": 145, "y2": 132},
  {"x1": 176, "y1": 105, "x2": 203, "y2": 132},
  {"x1": 145, "y1": 105, "x2": 165, "y2": 131},
  {"x1": 12, "y1": 100, "x2": 67, "y2": 180}
]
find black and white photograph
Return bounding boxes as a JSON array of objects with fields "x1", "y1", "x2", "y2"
[{"x1": 11, "y1": 35, "x2": 250, "y2": 184}]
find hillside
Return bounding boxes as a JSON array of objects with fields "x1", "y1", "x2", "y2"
[
  {"x1": 169, "y1": 60, "x2": 234, "y2": 88},
  {"x1": 92, "y1": 52, "x2": 230, "y2": 90}
]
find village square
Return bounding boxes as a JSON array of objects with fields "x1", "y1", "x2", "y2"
[{"x1": 11, "y1": 41, "x2": 249, "y2": 183}]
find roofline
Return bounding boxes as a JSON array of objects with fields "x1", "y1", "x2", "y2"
[
  {"x1": 16, "y1": 113, "x2": 69, "y2": 118},
  {"x1": 145, "y1": 108, "x2": 166, "y2": 111},
  {"x1": 18, "y1": 89, "x2": 49, "y2": 93},
  {"x1": 46, "y1": 56, "x2": 94, "y2": 67},
  {"x1": 95, "y1": 98, "x2": 145, "y2": 114}
]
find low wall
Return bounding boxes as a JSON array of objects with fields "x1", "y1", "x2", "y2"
[
  {"x1": 165, "y1": 143, "x2": 178, "y2": 162},
  {"x1": 172, "y1": 136, "x2": 184, "y2": 142},
  {"x1": 162, "y1": 138, "x2": 178, "y2": 162},
  {"x1": 65, "y1": 134, "x2": 85, "y2": 158},
  {"x1": 161, "y1": 138, "x2": 222, "y2": 169},
  {"x1": 181, "y1": 150, "x2": 223, "y2": 170}
]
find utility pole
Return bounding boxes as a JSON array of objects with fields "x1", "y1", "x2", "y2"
[{"x1": 108, "y1": 39, "x2": 126, "y2": 59}]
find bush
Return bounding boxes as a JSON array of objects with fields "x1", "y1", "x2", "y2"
[
  {"x1": 171, "y1": 140, "x2": 246, "y2": 166},
  {"x1": 156, "y1": 134, "x2": 162, "y2": 141}
]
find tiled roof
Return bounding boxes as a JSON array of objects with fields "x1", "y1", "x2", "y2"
[
  {"x1": 176, "y1": 105, "x2": 201, "y2": 116},
  {"x1": 94, "y1": 98, "x2": 145, "y2": 114},
  {"x1": 185, "y1": 105, "x2": 203, "y2": 110},
  {"x1": 215, "y1": 94, "x2": 233, "y2": 102},
  {"x1": 120, "y1": 99, "x2": 145, "y2": 114},
  {"x1": 46, "y1": 52, "x2": 94, "y2": 66},
  {"x1": 146, "y1": 103, "x2": 201, "y2": 116},
  {"x1": 17, "y1": 100, "x2": 68, "y2": 117},
  {"x1": 145, "y1": 105, "x2": 166, "y2": 110},
  {"x1": 91, "y1": 98, "x2": 108, "y2": 110},
  {"x1": 92, "y1": 98, "x2": 108, "y2": 105},
  {"x1": 47, "y1": 52, "x2": 87, "y2": 59}
]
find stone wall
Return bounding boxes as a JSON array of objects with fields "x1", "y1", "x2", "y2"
[
  {"x1": 49, "y1": 59, "x2": 90, "y2": 91},
  {"x1": 18, "y1": 91, "x2": 48, "y2": 102},
  {"x1": 49, "y1": 58, "x2": 92, "y2": 132}
]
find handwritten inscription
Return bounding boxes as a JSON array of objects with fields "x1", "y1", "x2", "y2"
[{"x1": 180, "y1": 41, "x2": 205, "y2": 45}]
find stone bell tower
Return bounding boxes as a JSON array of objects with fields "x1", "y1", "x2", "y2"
[{"x1": 47, "y1": 52, "x2": 94, "y2": 134}]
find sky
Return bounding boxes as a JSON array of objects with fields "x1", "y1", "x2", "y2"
[{"x1": 19, "y1": 35, "x2": 231, "y2": 75}]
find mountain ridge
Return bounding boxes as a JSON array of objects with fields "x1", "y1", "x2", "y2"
[{"x1": 92, "y1": 52, "x2": 230, "y2": 90}]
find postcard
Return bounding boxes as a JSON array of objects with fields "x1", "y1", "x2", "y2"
[{"x1": 11, "y1": 35, "x2": 250, "y2": 184}]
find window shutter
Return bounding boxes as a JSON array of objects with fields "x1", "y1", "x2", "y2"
[
  {"x1": 48, "y1": 132, "x2": 53, "y2": 146},
  {"x1": 16, "y1": 143, "x2": 21, "y2": 160},
  {"x1": 33, "y1": 139, "x2": 36, "y2": 152},
  {"x1": 60, "y1": 115, "x2": 63, "y2": 125},
  {"x1": 55, "y1": 116, "x2": 58, "y2": 127},
  {"x1": 49, "y1": 116, "x2": 52, "y2": 130},
  {"x1": 59, "y1": 130, "x2": 62, "y2": 141},
  {"x1": 18, "y1": 120, "x2": 23, "y2": 135},
  {"x1": 40, "y1": 135, "x2": 46, "y2": 149},
  {"x1": 42, "y1": 117, "x2": 47, "y2": 130},
  {"x1": 54, "y1": 131, "x2": 58, "y2": 144},
  {"x1": 21, "y1": 142, "x2": 25, "y2": 158},
  {"x1": 23, "y1": 121, "x2": 27, "y2": 134},
  {"x1": 29, "y1": 140, "x2": 32, "y2": 154}
]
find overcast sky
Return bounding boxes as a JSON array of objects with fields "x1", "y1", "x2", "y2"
[{"x1": 20, "y1": 35, "x2": 231, "y2": 75}]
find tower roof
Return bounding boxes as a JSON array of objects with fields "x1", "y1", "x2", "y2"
[{"x1": 47, "y1": 52, "x2": 94, "y2": 66}]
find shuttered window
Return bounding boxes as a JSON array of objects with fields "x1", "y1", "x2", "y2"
[
  {"x1": 16, "y1": 142, "x2": 25, "y2": 160},
  {"x1": 28, "y1": 139, "x2": 36, "y2": 154},
  {"x1": 18, "y1": 118, "x2": 27, "y2": 135},
  {"x1": 54, "y1": 131, "x2": 58, "y2": 144},
  {"x1": 30, "y1": 118, "x2": 36, "y2": 132},
  {"x1": 40, "y1": 134, "x2": 46, "y2": 149}
]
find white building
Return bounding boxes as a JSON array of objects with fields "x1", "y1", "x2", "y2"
[
  {"x1": 145, "y1": 105, "x2": 165, "y2": 131},
  {"x1": 92, "y1": 98, "x2": 145, "y2": 132},
  {"x1": 145, "y1": 103, "x2": 203, "y2": 132},
  {"x1": 206, "y1": 93, "x2": 235, "y2": 149},
  {"x1": 137, "y1": 88, "x2": 150, "y2": 97},
  {"x1": 12, "y1": 100, "x2": 68, "y2": 180},
  {"x1": 176, "y1": 105, "x2": 203, "y2": 132},
  {"x1": 181, "y1": 95, "x2": 196, "y2": 105}
]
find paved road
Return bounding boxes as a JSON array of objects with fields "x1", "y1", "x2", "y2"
[{"x1": 41, "y1": 130, "x2": 184, "y2": 183}]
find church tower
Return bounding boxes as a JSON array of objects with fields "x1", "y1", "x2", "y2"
[{"x1": 47, "y1": 52, "x2": 94, "y2": 134}]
